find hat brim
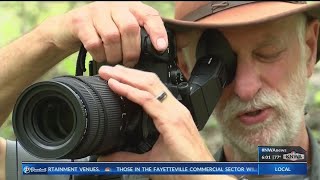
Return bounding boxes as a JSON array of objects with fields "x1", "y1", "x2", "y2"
[
  {"x1": 163, "y1": 2, "x2": 320, "y2": 30},
  {"x1": 162, "y1": 1, "x2": 320, "y2": 61}
]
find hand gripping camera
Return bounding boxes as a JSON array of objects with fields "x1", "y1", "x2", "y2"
[{"x1": 12, "y1": 28, "x2": 236, "y2": 160}]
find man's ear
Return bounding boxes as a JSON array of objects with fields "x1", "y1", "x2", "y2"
[
  {"x1": 305, "y1": 19, "x2": 320, "y2": 78},
  {"x1": 177, "y1": 49, "x2": 189, "y2": 78},
  {"x1": 176, "y1": 31, "x2": 192, "y2": 79}
]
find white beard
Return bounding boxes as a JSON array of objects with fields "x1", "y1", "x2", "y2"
[{"x1": 213, "y1": 61, "x2": 308, "y2": 161}]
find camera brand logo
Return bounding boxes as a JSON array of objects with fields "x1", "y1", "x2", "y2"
[
  {"x1": 23, "y1": 166, "x2": 30, "y2": 174},
  {"x1": 283, "y1": 151, "x2": 305, "y2": 161}
]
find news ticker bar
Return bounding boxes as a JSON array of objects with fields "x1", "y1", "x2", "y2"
[{"x1": 22, "y1": 162, "x2": 307, "y2": 175}]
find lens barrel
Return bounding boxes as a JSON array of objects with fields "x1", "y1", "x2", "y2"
[{"x1": 13, "y1": 75, "x2": 123, "y2": 159}]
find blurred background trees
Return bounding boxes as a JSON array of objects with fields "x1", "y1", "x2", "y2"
[{"x1": 0, "y1": 1, "x2": 319, "y2": 154}]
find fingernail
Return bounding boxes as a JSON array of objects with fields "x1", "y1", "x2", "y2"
[
  {"x1": 157, "y1": 38, "x2": 167, "y2": 50},
  {"x1": 124, "y1": 61, "x2": 137, "y2": 68},
  {"x1": 99, "y1": 65, "x2": 112, "y2": 73}
]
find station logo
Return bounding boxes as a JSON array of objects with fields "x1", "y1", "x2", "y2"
[
  {"x1": 23, "y1": 166, "x2": 30, "y2": 174},
  {"x1": 283, "y1": 151, "x2": 305, "y2": 161}
]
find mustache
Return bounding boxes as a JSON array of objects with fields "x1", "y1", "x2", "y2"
[
  {"x1": 214, "y1": 63, "x2": 308, "y2": 124},
  {"x1": 216, "y1": 89, "x2": 285, "y2": 122}
]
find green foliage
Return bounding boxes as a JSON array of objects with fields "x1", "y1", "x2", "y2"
[
  {"x1": 312, "y1": 130, "x2": 320, "y2": 141},
  {"x1": 0, "y1": 114, "x2": 14, "y2": 140},
  {"x1": 314, "y1": 91, "x2": 320, "y2": 106},
  {"x1": 143, "y1": 1, "x2": 175, "y2": 18}
]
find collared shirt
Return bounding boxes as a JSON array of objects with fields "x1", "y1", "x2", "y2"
[{"x1": 214, "y1": 128, "x2": 320, "y2": 180}]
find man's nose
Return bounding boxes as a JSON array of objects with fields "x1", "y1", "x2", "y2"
[{"x1": 233, "y1": 60, "x2": 262, "y2": 101}]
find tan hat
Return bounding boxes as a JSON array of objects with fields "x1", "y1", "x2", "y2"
[{"x1": 162, "y1": 1, "x2": 320, "y2": 60}]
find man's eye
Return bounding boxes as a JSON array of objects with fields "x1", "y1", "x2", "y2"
[{"x1": 254, "y1": 49, "x2": 286, "y2": 62}]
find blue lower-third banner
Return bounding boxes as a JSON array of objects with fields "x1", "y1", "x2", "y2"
[{"x1": 22, "y1": 162, "x2": 307, "y2": 175}]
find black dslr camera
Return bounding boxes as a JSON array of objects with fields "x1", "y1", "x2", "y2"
[{"x1": 12, "y1": 28, "x2": 236, "y2": 160}]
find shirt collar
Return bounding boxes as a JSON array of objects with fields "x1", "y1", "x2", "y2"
[{"x1": 307, "y1": 127, "x2": 320, "y2": 179}]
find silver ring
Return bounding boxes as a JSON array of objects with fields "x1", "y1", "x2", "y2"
[{"x1": 155, "y1": 91, "x2": 167, "y2": 102}]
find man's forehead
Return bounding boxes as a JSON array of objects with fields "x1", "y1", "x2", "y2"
[{"x1": 255, "y1": 34, "x2": 287, "y2": 48}]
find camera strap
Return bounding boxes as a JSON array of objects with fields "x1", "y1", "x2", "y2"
[{"x1": 76, "y1": 44, "x2": 88, "y2": 76}]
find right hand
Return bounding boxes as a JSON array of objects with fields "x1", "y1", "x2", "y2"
[{"x1": 48, "y1": 1, "x2": 168, "y2": 67}]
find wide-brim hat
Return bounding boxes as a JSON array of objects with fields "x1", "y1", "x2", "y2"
[{"x1": 162, "y1": 1, "x2": 320, "y2": 61}]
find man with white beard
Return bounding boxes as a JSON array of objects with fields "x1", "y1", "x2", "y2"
[{"x1": 213, "y1": 15, "x2": 310, "y2": 160}]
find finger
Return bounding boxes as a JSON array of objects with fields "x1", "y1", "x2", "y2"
[
  {"x1": 129, "y1": 3, "x2": 168, "y2": 52},
  {"x1": 111, "y1": 7, "x2": 141, "y2": 67},
  {"x1": 99, "y1": 65, "x2": 167, "y2": 95},
  {"x1": 107, "y1": 78, "x2": 179, "y2": 121},
  {"x1": 97, "y1": 151, "x2": 148, "y2": 162},
  {"x1": 108, "y1": 78, "x2": 157, "y2": 105},
  {"x1": 107, "y1": 78, "x2": 189, "y2": 133},
  {"x1": 71, "y1": 14, "x2": 106, "y2": 62},
  {"x1": 92, "y1": 7, "x2": 122, "y2": 64}
]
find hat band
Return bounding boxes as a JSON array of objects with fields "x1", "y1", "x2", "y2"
[{"x1": 182, "y1": 1, "x2": 307, "y2": 21}]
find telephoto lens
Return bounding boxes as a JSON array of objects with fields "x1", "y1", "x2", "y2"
[{"x1": 12, "y1": 75, "x2": 124, "y2": 159}]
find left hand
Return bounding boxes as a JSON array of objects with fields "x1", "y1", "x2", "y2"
[{"x1": 97, "y1": 65, "x2": 214, "y2": 162}]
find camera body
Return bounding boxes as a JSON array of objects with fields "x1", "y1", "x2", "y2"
[{"x1": 12, "y1": 27, "x2": 236, "y2": 160}]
